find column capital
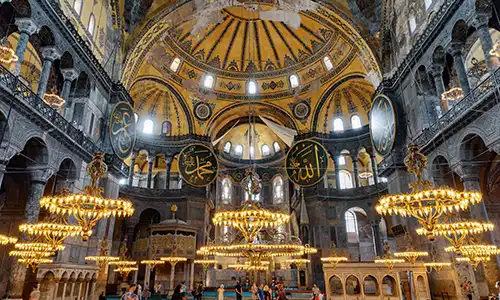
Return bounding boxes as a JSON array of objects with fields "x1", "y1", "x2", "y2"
[
  {"x1": 61, "y1": 68, "x2": 79, "y2": 82},
  {"x1": 28, "y1": 166, "x2": 55, "y2": 184},
  {"x1": 452, "y1": 162, "x2": 481, "y2": 182},
  {"x1": 14, "y1": 18, "x2": 39, "y2": 35},
  {"x1": 448, "y1": 42, "x2": 465, "y2": 56},
  {"x1": 41, "y1": 47, "x2": 61, "y2": 61},
  {"x1": 473, "y1": 12, "x2": 491, "y2": 29},
  {"x1": 429, "y1": 64, "x2": 444, "y2": 77}
]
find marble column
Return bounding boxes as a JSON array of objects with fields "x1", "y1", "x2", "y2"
[
  {"x1": 146, "y1": 155, "x2": 154, "y2": 189},
  {"x1": 25, "y1": 168, "x2": 52, "y2": 223},
  {"x1": 165, "y1": 156, "x2": 172, "y2": 190},
  {"x1": 333, "y1": 156, "x2": 341, "y2": 190},
  {"x1": 89, "y1": 280, "x2": 96, "y2": 300},
  {"x1": 13, "y1": 18, "x2": 38, "y2": 76},
  {"x1": 350, "y1": 153, "x2": 360, "y2": 188},
  {"x1": 369, "y1": 151, "x2": 378, "y2": 185},
  {"x1": 69, "y1": 282, "x2": 75, "y2": 300},
  {"x1": 474, "y1": 13, "x2": 500, "y2": 72},
  {"x1": 190, "y1": 261, "x2": 195, "y2": 290},
  {"x1": 84, "y1": 280, "x2": 90, "y2": 300},
  {"x1": 128, "y1": 152, "x2": 136, "y2": 186},
  {"x1": 77, "y1": 281, "x2": 83, "y2": 300},
  {"x1": 53, "y1": 281, "x2": 60, "y2": 299},
  {"x1": 61, "y1": 281, "x2": 67, "y2": 300},
  {"x1": 371, "y1": 220, "x2": 383, "y2": 257},
  {"x1": 36, "y1": 47, "x2": 61, "y2": 97},
  {"x1": 60, "y1": 68, "x2": 79, "y2": 120},
  {"x1": 170, "y1": 263, "x2": 176, "y2": 291},
  {"x1": 449, "y1": 42, "x2": 471, "y2": 94},
  {"x1": 144, "y1": 264, "x2": 151, "y2": 287},
  {"x1": 429, "y1": 64, "x2": 447, "y2": 109}
]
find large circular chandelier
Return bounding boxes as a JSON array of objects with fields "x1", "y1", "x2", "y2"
[
  {"x1": 19, "y1": 222, "x2": 90, "y2": 247},
  {"x1": 445, "y1": 244, "x2": 499, "y2": 269},
  {"x1": 375, "y1": 145, "x2": 481, "y2": 241},
  {"x1": 9, "y1": 242, "x2": 64, "y2": 269},
  {"x1": 40, "y1": 153, "x2": 135, "y2": 241},
  {"x1": 213, "y1": 200, "x2": 290, "y2": 243},
  {"x1": 416, "y1": 221, "x2": 494, "y2": 251}
]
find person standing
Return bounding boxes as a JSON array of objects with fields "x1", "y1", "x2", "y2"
[
  {"x1": 312, "y1": 284, "x2": 320, "y2": 300},
  {"x1": 263, "y1": 285, "x2": 271, "y2": 300},
  {"x1": 137, "y1": 284, "x2": 143, "y2": 300},
  {"x1": 235, "y1": 281, "x2": 243, "y2": 300},
  {"x1": 277, "y1": 285, "x2": 287, "y2": 300},
  {"x1": 258, "y1": 283, "x2": 264, "y2": 300},
  {"x1": 181, "y1": 281, "x2": 187, "y2": 299},
  {"x1": 121, "y1": 284, "x2": 138, "y2": 300},
  {"x1": 172, "y1": 285, "x2": 183, "y2": 300},
  {"x1": 218, "y1": 284, "x2": 225, "y2": 300},
  {"x1": 99, "y1": 292, "x2": 107, "y2": 300},
  {"x1": 251, "y1": 283, "x2": 258, "y2": 300},
  {"x1": 29, "y1": 285, "x2": 40, "y2": 300}
]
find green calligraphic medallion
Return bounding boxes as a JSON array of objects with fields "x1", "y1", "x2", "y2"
[
  {"x1": 178, "y1": 143, "x2": 219, "y2": 187},
  {"x1": 369, "y1": 95, "x2": 396, "y2": 156},
  {"x1": 285, "y1": 139, "x2": 328, "y2": 187},
  {"x1": 109, "y1": 102, "x2": 136, "y2": 160}
]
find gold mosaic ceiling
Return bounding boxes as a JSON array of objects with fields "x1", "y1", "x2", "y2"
[{"x1": 122, "y1": 1, "x2": 381, "y2": 138}]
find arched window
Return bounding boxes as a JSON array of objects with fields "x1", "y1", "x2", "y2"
[
  {"x1": 170, "y1": 57, "x2": 181, "y2": 72},
  {"x1": 262, "y1": 144, "x2": 270, "y2": 156},
  {"x1": 247, "y1": 80, "x2": 257, "y2": 95},
  {"x1": 351, "y1": 115, "x2": 362, "y2": 129},
  {"x1": 273, "y1": 142, "x2": 281, "y2": 152},
  {"x1": 424, "y1": 0, "x2": 432, "y2": 10},
  {"x1": 234, "y1": 144, "x2": 243, "y2": 156},
  {"x1": 223, "y1": 142, "x2": 232, "y2": 153},
  {"x1": 333, "y1": 118, "x2": 344, "y2": 132},
  {"x1": 221, "y1": 177, "x2": 232, "y2": 204},
  {"x1": 323, "y1": 56, "x2": 333, "y2": 71},
  {"x1": 273, "y1": 176, "x2": 284, "y2": 204},
  {"x1": 134, "y1": 113, "x2": 139, "y2": 124},
  {"x1": 345, "y1": 210, "x2": 358, "y2": 233},
  {"x1": 339, "y1": 170, "x2": 353, "y2": 189},
  {"x1": 161, "y1": 121, "x2": 172, "y2": 135},
  {"x1": 143, "y1": 119, "x2": 154, "y2": 134},
  {"x1": 337, "y1": 155, "x2": 346, "y2": 166},
  {"x1": 409, "y1": 15, "x2": 417, "y2": 34},
  {"x1": 88, "y1": 14, "x2": 95, "y2": 36},
  {"x1": 289, "y1": 74, "x2": 299, "y2": 88},
  {"x1": 203, "y1": 75, "x2": 215, "y2": 89},
  {"x1": 73, "y1": 0, "x2": 83, "y2": 15}
]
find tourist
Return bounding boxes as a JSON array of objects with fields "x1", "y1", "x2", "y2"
[
  {"x1": 235, "y1": 281, "x2": 243, "y2": 300},
  {"x1": 181, "y1": 281, "x2": 187, "y2": 298},
  {"x1": 263, "y1": 285, "x2": 271, "y2": 300},
  {"x1": 218, "y1": 284, "x2": 225, "y2": 300},
  {"x1": 251, "y1": 283, "x2": 258, "y2": 300},
  {"x1": 137, "y1": 284, "x2": 142, "y2": 300},
  {"x1": 312, "y1": 284, "x2": 321, "y2": 300},
  {"x1": 270, "y1": 280, "x2": 276, "y2": 300},
  {"x1": 258, "y1": 283, "x2": 265, "y2": 300},
  {"x1": 195, "y1": 283, "x2": 204, "y2": 300},
  {"x1": 29, "y1": 285, "x2": 40, "y2": 300},
  {"x1": 496, "y1": 282, "x2": 500, "y2": 300},
  {"x1": 172, "y1": 285, "x2": 183, "y2": 300},
  {"x1": 121, "y1": 284, "x2": 138, "y2": 300},
  {"x1": 277, "y1": 285, "x2": 287, "y2": 300},
  {"x1": 99, "y1": 292, "x2": 107, "y2": 300}
]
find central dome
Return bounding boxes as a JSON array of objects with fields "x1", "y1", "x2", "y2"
[{"x1": 166, "y1": 5, "x2": 334, "y2": 77}]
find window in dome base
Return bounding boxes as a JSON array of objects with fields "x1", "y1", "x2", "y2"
[
  {"x1": 143, "y1": 119, "x2": 154, "y2": 134},
  {"x1": 170, "y1": 58, "x2": 181, "y2": 72},
  {"x1": 351, "y1": 115, "x2": 362, "y2": 129},
  {"x1": 247, "y1": 80, "x2": 257, "y2": 95},
  {"x1": 262, "y1": 144, "x2": 270, "y2": 157},
  {"x1": 234, "y1": 144, "x2": 243, "y2": 157},
  {"x1": 203, "y1": 75, "x2": 215, "y2": 89},
  {"x1": 323, "y1": 56, "x2": 333, "y2": 71},
  {"x1": 273, "y1": 142, "x2": 280, "y2": 152},
  {"x1": 223, "y1": 142, "x2": 232, "y2": 153},
  {"x1": 333, "y1": 118, "x2": 344, "y2": 132},
  {"x1": 289, "y1": 74, "x2": 300, "y2": 89}
]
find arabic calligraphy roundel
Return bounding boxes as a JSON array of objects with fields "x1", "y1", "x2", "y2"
[
  {"x1": 285, "y1": 139, "x2": 329, "y2": 187},
  {"x1": 109, "y1": 102, "x2": 137, "y2": 160},
  {"x1": 178, "y1": 143, "x2": 219, "y2": 187},
  {"x1": 369, "y1": 94, "x2": 397, "y2": 156}
]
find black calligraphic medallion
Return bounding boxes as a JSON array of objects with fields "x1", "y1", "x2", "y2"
[
  {"x1": 109, "y1": 102, "x2": 136, "y2": 160},
  {"x1": 285, "y1": 139, "x2": 328, "y2": 187},
  {"x1": 369, "y1": 94, "x2": 396, "y2": 156},
  {"x1": 178, "y1": 143, "x2": 219, "y2": 187}
]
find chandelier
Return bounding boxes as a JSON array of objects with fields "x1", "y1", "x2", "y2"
[
  {"x1": 19, "y1": 221, "x2": 90, "y2": 247},
  {"x1": 423, "y1": 262, "x2": 451, "y2": 273},
  {"x1": 374, "y1": 242, "x2": 404, "y2": 271},
  {"x1": 416, "y1": 221, "x2": 494, "y2": 251},
  {"x1": 213, "y1": 200, "x2": 290, "y2": 243},
  {"x1": 114, "y1": 267, "x2": 139, "y2": 278},
  {"x1": 285, "y1": 258, "x2": 309, "y2": 270},
  {"x1": 160, "y1": 256, "x2": 187, "y2": 267},
  {"x1": 40, "y1": 153, "x2": 135, "y2": 241},
  {"x1": 393, "y1": 234, "x2": 428, "y2": 264},
  {"x1": 445, "y1": 244, "x2": 499, "y2": 269},
  {"x1": 9, "y1": 242, "x2": 64, "y2": 269},
  {"x1": 320, "y1": 242, "x2": 348, "y2": 268},
  {"x1": 85, "y1": 239, "x2": 119, "y2": 268},
  {"x1": 43, "y1": 93, "x2": 65, "y2": 110},
  {"x1": 141, "y1": 259, "x2": 164, "y2": 269},
  {"x1": 194, "y1": 258, "x2": 217, "y2": 270},
  {"x1": 0, "y1": 234, "x2": 17, "y2": 245},
  {"x1": 0, "y1": 44, "x2": 18, "y2": 64},
  {"x1": 489, "y1": 43, "x2": 500, "y2": 58},
  {"x1": 375, "y1": 145, "x2": 481, "y2": 241},
  {"x1": 441, "y1": 87, "x2": 464, "y2": 101}
]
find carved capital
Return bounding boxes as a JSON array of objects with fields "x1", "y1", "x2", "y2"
[
  {"x1": 428, "y1": 64, "x2": 444, "y2": 78},
  {"x1": 14, "y1": 18, "x2": 39, "y2": 35},
  {"x1": 452, "y1": 162, "x2": 480, "y2": 182},
  {"x1": 41, "y1": 47, "x2": 61, "y2": 61},
  {"x1": 473, "y1": 13, "x2": 491, "y2": 29},
  {"x1": 61, "y1": 68, "x2": 79, "y2": 82},
  {"x1": 28, "y1": 166, "x2": 55, "y2": 184},
  {"x1": 448, "y1": 42, "x2": 465, "y2": 57}
]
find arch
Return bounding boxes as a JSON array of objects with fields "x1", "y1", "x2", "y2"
[
  {"x1": 432, "y1": 46, "x2": 446, "y2": 66},
  {"x1": 329, "y1": 275, "x2": 343, "y2": 295},
  {"x1": 338, "y1": 170, "x2": 352, "y2": 189},
  {"x1": 22, "y1": 137, "x2": 49, "y2": 166},
  {"x1": 333, "y1": 118, "x2": 344, "y2": 132},
  {"x1": 431, "y1": 155, "x2": 457, "y2": 188},
  {"x1": 223, "y1": 141, "x2": 231, "y2": 153},
  {"x1": 289, "y1": 74, "x2": 300, "y2": 88},
  {"x1": 247, "y1": 80, "x2": 257, "y2": 95},
  {"x1": 323, "y1": 56, "x2": 334, "y2": 71},
  {"x1": 350, "y1": 114, "x2": 362, "y2": 129},
  {"x1": 10, "y1": 0, "x2": 31, "y2": 17},
  {"x1": 273, "y1": 141, "x2": 281, "y2": 152},
  {"x1": 60, "y1": 52, "x2": 74, "y2": 69},
  {"x1": 203, "y1": 74, "x2": 215, "y2": 89},
  {"x1": 382, "y1": 275, "x2": 398, "y2": 296},
  {"x1": 451, "y1": 20, "x2": 469, "y2": 43},
  {"x1": 459, "y1": 133, "x2": 489, "y2": 161},
  {"x1": 415, "y1": 65, "x2": 433, "y2": 95},
  {"x1": 345, "y1": 275, "x2": 361, "y2": 295},
  {"x1": 234, "y1": 144, "x2": 243, "y2": 157},
  {"x1": 363, "y1": 275, "x2": 379, "y2": 296},
  {"x1": 161, "y1": 121, "x2": 172, "y2": 135},
  {"x1": 221, "y1": 176, "x2": 232, "y2": 205},
  {"x1": 130, "y1": 77, "x2": 195, "y2": 134},
  {"x1": 143, "y1": 119, "x2": 154, "y2": 134},
  {"x1": 261, "y1": 144, "x2": 271, "y2": 156},
  {"x1": 73, "y1": 0, "x2": 83, "y2": 15},
  {"x1": 170, "y1": 57, "x2": 181, "y2": 72},
  {"x1": 416, "y1": 275, "x2": 427, "y2": 299}
]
